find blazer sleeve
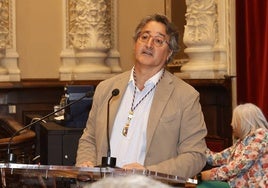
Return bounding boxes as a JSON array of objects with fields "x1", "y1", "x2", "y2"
[{"x1": 75, "y1": 82, "x2": 105, "y2": 166}]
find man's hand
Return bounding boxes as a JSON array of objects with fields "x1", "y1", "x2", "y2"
[
  {"x1": 122, "y1": 162, "x2": 146, "y2": 170},
  {"x1": 77, "y1": 161, "x2": 94, "y2": 168}
]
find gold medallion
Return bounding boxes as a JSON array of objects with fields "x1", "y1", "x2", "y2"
[{"x1": 122, "y1": 124, "x2": 129, "y2": 136}]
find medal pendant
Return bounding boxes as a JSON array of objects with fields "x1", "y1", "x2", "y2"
[{"x1": 122, "y1": 124, "x2": 129, "y2": 136}]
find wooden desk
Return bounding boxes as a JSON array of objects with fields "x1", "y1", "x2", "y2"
[
  {"x1": 0, "y1": 163, "x2": 193, "y2": 187},
  {"x1": 39, "y1": 121, "x2": 83, "y2": 166}
]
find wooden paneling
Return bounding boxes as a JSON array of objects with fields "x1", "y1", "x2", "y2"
[
  {"x1": 0, "y1": 79, "x2": 101, "y2": 124},
  {"x1": 184, "y1": 79, "x2": 233, "y2": 147},
  {"x1": 0, "y1": 78, "x2": 233, "y2": 150}
]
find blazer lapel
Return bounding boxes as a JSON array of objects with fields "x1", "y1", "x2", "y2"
[
  {"x1": 108, "y1": 71, "x2": 130, "y2": 135},
  {"x1": 146, "y1": 72, "x2": 174, "y2": 153}
]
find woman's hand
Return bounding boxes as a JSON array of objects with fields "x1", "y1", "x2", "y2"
[{"x1": 200, "y1": 170, "x2": 211, "y2": 181}]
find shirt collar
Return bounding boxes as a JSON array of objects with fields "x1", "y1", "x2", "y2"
[{"x1": 128, "y1": 67, "x2": 164, "y2": 87}]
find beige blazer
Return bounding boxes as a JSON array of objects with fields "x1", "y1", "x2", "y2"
[{"x1": 76, "y1": 70, "x2": 207, "y2": 178}]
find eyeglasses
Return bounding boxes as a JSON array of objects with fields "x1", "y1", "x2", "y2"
[{"x1": 138, "y1": 32, "x2": 170, "y2": 48}]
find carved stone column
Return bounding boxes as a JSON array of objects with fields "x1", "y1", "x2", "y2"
[
  {"x1": 0, "y1": 0, "x2": 20, "y2": 81},
  {"x1": 0, "y1": 34, "x2": 8, "y2": 75},
  {"x1": 106, "y1": 0, "x2": 122, "y2": 73},
  {"x1": 60, "y1": 0, "x2": 122, "y2": 81},
  {"x1": 177, "y1": 0, "x2": 233, "y2": 79}
]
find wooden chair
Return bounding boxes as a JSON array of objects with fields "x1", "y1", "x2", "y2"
[
  {"x1": 0, "y1": 116, "x2": 36, "y2": 164},
  {"x1": 205, "y1": 135, "x2": 229, "y2": 152}
]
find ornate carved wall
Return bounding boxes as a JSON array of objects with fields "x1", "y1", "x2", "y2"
[{"x1": 0, "y1": 0, "x2": 235, "y2": 82}]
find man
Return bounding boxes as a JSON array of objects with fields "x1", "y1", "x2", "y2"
[{"x1": 76, "y1": 14, "x2": 207, "y2": 179}]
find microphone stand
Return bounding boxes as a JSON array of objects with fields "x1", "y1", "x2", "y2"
[
  {"x1": 7, "y1": 90, "x2": 94, "y2": 163},
  {"x1": 101, "y1": 89, "x2": 119, "y2": 168}
]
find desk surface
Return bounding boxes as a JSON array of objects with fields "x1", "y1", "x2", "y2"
[
  {"x1": 0, "y1": 163, "x2": 190, "y2": 187},
  {"x1": 40, "y1": 121, "x2": 84, "y2": 134},
  {"x1": 26, "y1": 114, "x2": 85, "y2": 132}
]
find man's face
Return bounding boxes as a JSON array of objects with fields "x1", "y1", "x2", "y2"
[{"x1": 134, "y1": 21, "x2": 172, "y2": 69}]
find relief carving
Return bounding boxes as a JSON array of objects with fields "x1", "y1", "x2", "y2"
[
  {"x1": 0, "y1": 0, "x2": 20, "y2": 80},
  {"x1": 0, "y1": 0, "x2": 9, "y2": 52},
  {"x1": 178, "y1": 0, "x2": 229, "y2": 79},
  {"x1": 183, "y1": 0, "x2": 217, "y2": 47},
  {"x1": 68, "y1": 0, "x2": 111, "y2": 51}
]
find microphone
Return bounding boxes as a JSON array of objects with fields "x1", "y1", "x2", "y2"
[
  {"x1": 6, "y1": 90, "x2": 94, "y2": 163},
  {"x1": 101, "y1": 88, "x2": 120, "y2": 167}
]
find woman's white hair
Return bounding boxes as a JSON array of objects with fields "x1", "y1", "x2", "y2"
[{"x1": 231, "y1": 103, "x2": 268, "y2": 139}]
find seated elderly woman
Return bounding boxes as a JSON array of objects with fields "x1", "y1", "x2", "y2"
[{"x1": 198, "y1": 103, "x2": 268, "y2": 188}]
